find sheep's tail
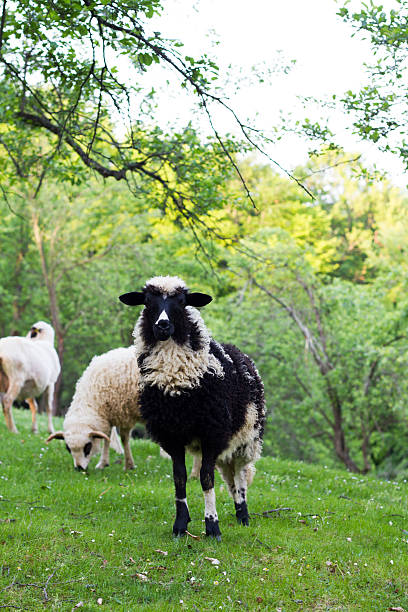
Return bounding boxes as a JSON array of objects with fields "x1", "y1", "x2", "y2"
[
  {"x1": 110, "y1": 427, "x2": 124, "y2": 454},
  {"x1": 0, "y1": 358, "x2": 9, "y2": 394}
]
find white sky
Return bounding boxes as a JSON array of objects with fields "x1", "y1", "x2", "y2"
[{"x1": 140, "y1": 0, "x2": 406, "y2": 188}]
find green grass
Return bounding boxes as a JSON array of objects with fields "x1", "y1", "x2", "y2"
[{"x1": 0, "y1": 411, "x2": 408, "y2": 611}]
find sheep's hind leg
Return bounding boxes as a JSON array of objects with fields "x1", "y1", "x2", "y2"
[
  {"x1": 232, "y1": 463, "x2": 250, "y2": 526},
  {"x1": 2, "y1": 384, "x2": 19, "y2": 433},
  {"x1": 170, "y1": 447, "x2": 190, "y2": 537},
  {"x1": 27, "y1": 398, "x2": 38, "y2": 433},
  {"x1": 121, "y1": 428, "x2": 135, "y2": 470},
  {"x1": 96, "y1": 437, "x2": 110, "y2": 469},
  {"x1": 44, "y1": 384, "x2": 55, "y2": 434},
  {"x1": 190, "y1": 454, "x2": 201, "y2": 479}
]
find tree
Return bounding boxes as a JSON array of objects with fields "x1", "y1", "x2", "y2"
[
  {"x1": 0, "y1": 0, "x2": 257, "y2": 222},
  {"x1": 337, "y1": 1, "x2": 408, "y2": 169}
]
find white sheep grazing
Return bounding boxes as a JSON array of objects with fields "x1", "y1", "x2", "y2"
[
  {"x1": 47, "y1": 346, "x2": 142, "y2": 471},
  {"x1": 0, "y1": 321, "x2": 60, "y2": 434}
]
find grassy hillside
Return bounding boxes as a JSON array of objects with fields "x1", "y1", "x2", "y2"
[{"x1": 0, "y1": 411, "x2": 407, "y2": 611}]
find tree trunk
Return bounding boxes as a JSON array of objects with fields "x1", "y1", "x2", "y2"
[{"x1": 326, "y1": 379, "x2": 361, "y2": 473}]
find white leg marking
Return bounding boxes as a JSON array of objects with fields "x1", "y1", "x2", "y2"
[{"x1": 204, "y1": 488, "x2": 218, "y2": 520}]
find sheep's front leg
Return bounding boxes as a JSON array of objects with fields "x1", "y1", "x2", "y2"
[
  {"x1": 44, "y1": 385, "x2": 55, "y2": 434},
  {"x1": 171, "y1": 448, "x2": 190, "y2": 536},
  {"x1": 27, "y1": 398, "x2": 38, "y2": 433},
  {"x1": 200, "y1": 450, "x2": 221, "y2": 540},
  {"x1": 96, "y1": 437, "x2": 110, "y2": 469},
  {"x1": 120, "y1": 428, "x2": 135, "y2": 470}
]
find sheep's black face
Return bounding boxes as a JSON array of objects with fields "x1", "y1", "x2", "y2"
[
  {"x1": 119, "y1": 282, "x2": 213, "y2": 343},
  {"x1": 145, "y1": 290, "x2": 186, "y2": 341}
]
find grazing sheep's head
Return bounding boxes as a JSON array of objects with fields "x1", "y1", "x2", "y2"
[
  {"x1": 119, "y1": 276, "x2": 212, "y2": 343},
  {"x1": 46, "y1": 429, "x2": 109, "y2": 470},
  {"x1": 27, "y1": 321, "x2": 55, "y2": 344}
]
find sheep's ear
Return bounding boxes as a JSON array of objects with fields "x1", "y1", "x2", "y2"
[
  {"x1": 90, "y1": 430, "x2": 110, "y2": 442},
  {"x1": 119, "y1": 291, "x2": 145, "y2": 306},
  {"x1": 186, "y1": 292, "x2": 213, "y2": 307},
  {"x1": 46, "y1": 431, "x2": 65, "y2": 442}
]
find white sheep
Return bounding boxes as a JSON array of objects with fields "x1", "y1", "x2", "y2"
[
  {"x1": 46, "y1": 346, "x2": 142, "y2": 471},
  {"x1": 0, "y1": 321, "x2": 60, "y2": 434}
]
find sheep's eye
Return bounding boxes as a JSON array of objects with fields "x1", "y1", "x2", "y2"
[
  {"x1": 65, "y1": 443, "x2": 71, "y2": 454},
  {"x1": 84, "y1": 442, "x2": 92, "y2": 456}
]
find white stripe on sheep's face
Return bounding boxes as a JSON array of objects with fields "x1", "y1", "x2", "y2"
[{"x1": 119, "y1": 278, "x2": 212, "y2": 344}]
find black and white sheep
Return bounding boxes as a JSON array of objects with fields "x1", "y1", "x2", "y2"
[
  {"x1": 47, "y1": 346, "x2": 142, "y2": 471},
  {"x1": 0, "y1": 321, "x2": 60, "y2": 434},
  {"x1": 119, "y1": 275, "x2": 265, "y2": 539}
]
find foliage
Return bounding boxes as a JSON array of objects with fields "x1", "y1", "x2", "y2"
[
  {"x1": 1, "y1": 151, "x2": 408, "y2": 474},
  {"x1": 0, "y1": 0, "x2": 258, "y2": 225},
  {"x1": 337, "y1": 0, "x2": 408, "y2": 168}
]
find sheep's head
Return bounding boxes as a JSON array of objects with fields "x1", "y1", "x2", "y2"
[
  {"x1": 27, "y1": 321, "x2": 55, "y2": 344},
  {"x1": 46, "y1": 429, "x2": 109, "y2": 470},
  {"x1": 119, "y1": 276, "x2": 212, "y2": 343}
]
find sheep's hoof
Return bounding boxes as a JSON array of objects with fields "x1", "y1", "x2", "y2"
[
  {"x1": 95, "y1": 463, "x2": 109, "y2": 469},
  {"x1": 205, "y1": 517, "x2": 221, "y2": 540},
  {"x1": 32, "y1": 427, "x2": 38, "y2": 434},
  {"x1": 235, "y1": 501, "x2": 249, "y2": 526},
  {"x1": 172, "y1": 527, "x2": 187, "y2": 538},
  {"x1": 125, "y1": 464, "x2": 136, "y2": 470}
]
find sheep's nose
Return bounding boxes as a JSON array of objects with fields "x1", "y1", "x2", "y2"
[{"x1": 157, "y1": 319, "x2": 170, "y2": 330}]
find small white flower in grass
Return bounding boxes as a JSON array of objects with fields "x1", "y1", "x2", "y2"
[
  {"x1": 389, "y1": 521, "x2": 393, "y2": 526},
  {"x1": 298, "y1": 573, "x2": 302, "y2": 577},
  {"x1": 317, "y1": 497, "x2": 321, "y2": 501},
  {"x1": 213, "y1": 580, "x2": 219, "y2": 585},
  {"x1": 364, "y1": 563, "x2": 367, "y2": 567},
  {"x1": 390, "y1": 560, "x2": 394, "y2": 565},
  {"x1": 121, "y1": 494, "x2": 125, "y2": 498},
  {"x1": 97, "y1": 598, "x2": 103, "y2": 605},
  {"x1": 346, "y1": 537, "x2": 352, "y2": 542},
  {"x1": 91, "y1": 539, "x2": 95, "y2": 542}
]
